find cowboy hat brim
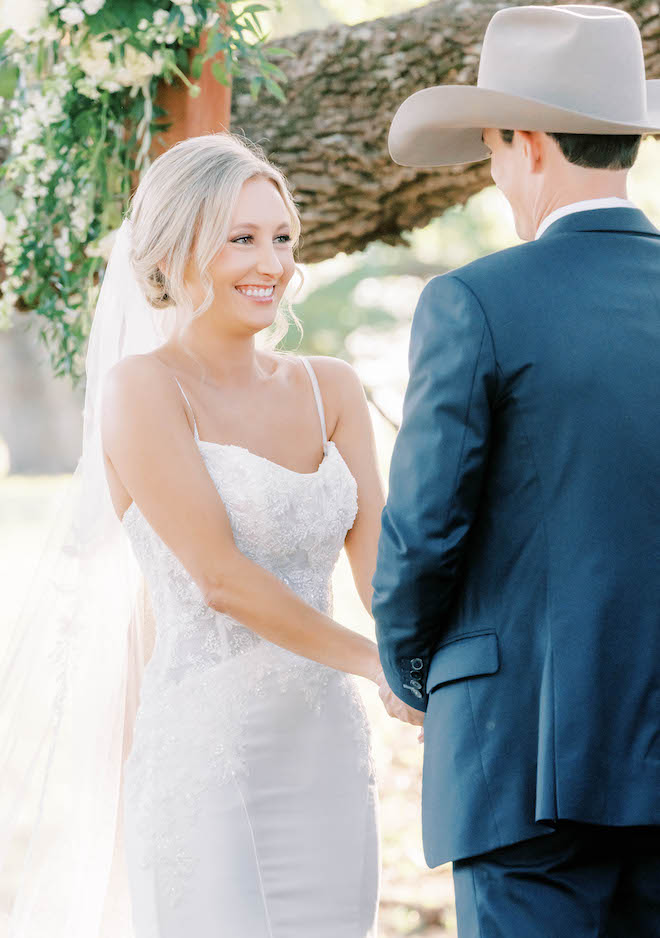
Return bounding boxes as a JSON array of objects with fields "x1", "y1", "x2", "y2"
[{"x1": 389, "y1": 81, "x2": 660, "y2": 167}]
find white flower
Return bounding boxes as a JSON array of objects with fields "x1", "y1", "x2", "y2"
[
  {"x1": 79, "y1": 39, "x2": 164, "y2": 89},
  {"x1": 56, "y1": 178, "x2": 75, "y2": 200},
  {"x1": 26, "y1": 143, "x2": 47, "y2": 162},
  {"x1": 76, "y1": 80, "x2": 101, "y2": 100},
  {"x1": 85, "y1": 226, "x2": 117, "y2": 260},
  {"x1": 81, "y1": 0, "x2": 105, "y2": 14},
  {"x1": 59, "y1": 5, "x2": 85, "y2": 25},
  {"x1": 41, "y1": 23, "x2": 63, "y2": 41},
  {"x1": 40, "y1": 158, "x2": 58, "y2": 182},
  {"x1": 13, "y1": 108, "x2": 41, "y2": 150},
  {"x1": 54, "y1": 226, "x2": 72, "y2": 258},
  {"x1": 153, "y1": 9, "x2": 168, "y2": 26},
  {"x1": 0, "y1": 0, "x2": 48, "y2": 41},
  {"x1": 13, "y1": 211, "x2": 29, "y2": 236},
  {"x1": 0, "y1": 291, "x2": 17, "y2": 329},
  {"x1": 137, "y1": 18, "x2": 149, "y2": 31}
]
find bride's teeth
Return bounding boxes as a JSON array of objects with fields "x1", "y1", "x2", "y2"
[{"x1": 237, "y1": 285, "x2": 274, "y2": 297}]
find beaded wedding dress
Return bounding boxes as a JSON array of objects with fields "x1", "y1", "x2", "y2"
[{"x1": 119, "y1": 356, "x2": 380, "y2": 938}]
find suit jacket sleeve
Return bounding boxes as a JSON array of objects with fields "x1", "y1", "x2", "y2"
[{"x1": 371, "y1": 273, "x2": 498, "y2": 711}]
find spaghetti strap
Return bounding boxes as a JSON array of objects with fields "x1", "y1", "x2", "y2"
[
  {"x1": 300, "y1": 357, "x2": 329, "y2": 456},
  {"x1": 173, "y1": 376, "x2": 199, "y2": 439}
]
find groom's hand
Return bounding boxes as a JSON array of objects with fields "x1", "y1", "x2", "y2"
[{"x1": 376, "y1": 670, "x2": 425, "y2": 728}]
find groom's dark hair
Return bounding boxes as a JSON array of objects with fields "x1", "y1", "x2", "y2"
[{"x1": 499, "y1": 129, "x2": 642, "y2": 170}]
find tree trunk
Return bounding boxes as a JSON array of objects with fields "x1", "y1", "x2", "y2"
[{"x1": 231, "y1": 0, "x2": 660, "y2": 263}]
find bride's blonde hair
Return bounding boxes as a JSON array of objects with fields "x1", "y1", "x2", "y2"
[{"x1": 128, "y1": 132, "x2": 303, "y2": 351}]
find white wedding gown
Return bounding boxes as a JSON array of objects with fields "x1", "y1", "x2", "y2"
[{"x1": 119, "y1": 357, "x2": 380, "y2": 937}]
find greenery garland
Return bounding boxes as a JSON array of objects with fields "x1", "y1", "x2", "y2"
[{"x1": 0, "y1": 0, "x2": 289, "y2": 382}]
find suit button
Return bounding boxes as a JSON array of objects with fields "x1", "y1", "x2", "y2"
[
  {"x1": 411, "y1": 658, "x2": 423, "y2": 670},
  {"x1": 403, "y1": 683, "x2": 423, "y2": 698},
  {"x1": 409, "y1": 679, "x2": 422, "y2": 689}
]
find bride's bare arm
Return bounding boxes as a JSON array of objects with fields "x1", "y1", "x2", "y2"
[
  {"x1": 309, "y1": 357, "x2": 386, "y2": 615},
  {"x1": 309, "y1": 357, "x2": 424, "y2": 730},
  {"x1": 101, "y1": 354, "x2": 381, "y2": 684}
]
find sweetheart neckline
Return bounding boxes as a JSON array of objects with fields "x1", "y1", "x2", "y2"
[
  {"x1": 196, "y1": 437, "x2": 335, "y2": 476},
  {"x1": 120, "y1": 439, "x2": 345, "y2": 528}
]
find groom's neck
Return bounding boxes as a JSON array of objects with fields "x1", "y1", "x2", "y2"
[{"x1": 528, "y1": 164, "x2": 630, "y2": 240}]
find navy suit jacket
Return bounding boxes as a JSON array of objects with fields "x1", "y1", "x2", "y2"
[{"x1": 372, "y1": 208, "x2": 660, "y2": 867}]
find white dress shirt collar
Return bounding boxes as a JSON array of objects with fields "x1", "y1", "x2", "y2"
[{"x1": 535, "y1": 197, "x2": 637, "y2": 240}]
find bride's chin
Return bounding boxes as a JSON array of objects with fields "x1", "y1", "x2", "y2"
[{"x1": 244, "y1": 311, "x2": 278, "y2": 333}]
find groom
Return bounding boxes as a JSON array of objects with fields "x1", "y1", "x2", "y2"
[{"x1": 372, "y1": 5, "x2": 660, "y2": 936}]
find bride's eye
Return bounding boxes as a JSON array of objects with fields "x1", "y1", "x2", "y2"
[{"x1": 231, "y1": 234, "x2": 291, "y2": 244}]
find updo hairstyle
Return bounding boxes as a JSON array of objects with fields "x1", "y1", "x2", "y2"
[{"x1": 128, "y1": 132, "x2": 302, "y2": 349}]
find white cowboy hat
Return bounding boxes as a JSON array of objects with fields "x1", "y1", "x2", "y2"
[{"x1": 389, "y1": 4, "x2": 660, "y2": 167}]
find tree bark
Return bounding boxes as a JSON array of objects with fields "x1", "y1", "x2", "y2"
[{"x1": 231, "y1": 0, "x2": 660, "y2": 263}]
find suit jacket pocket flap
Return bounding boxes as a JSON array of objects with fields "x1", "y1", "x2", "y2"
[{"x1": 426, "y1": 632, "x2": 499, "y2": 694}]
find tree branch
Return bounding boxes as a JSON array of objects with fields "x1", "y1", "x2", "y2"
[{"x1": 232, "y1": 0, "x2": 660, "y2": 262}]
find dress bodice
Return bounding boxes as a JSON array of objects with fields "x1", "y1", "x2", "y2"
[{"x1": 120, "y1": 356, "x2": 359, "y2": 725}]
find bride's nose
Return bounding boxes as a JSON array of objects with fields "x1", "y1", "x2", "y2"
[{"x1": 255, "y1": 241, "x2": 284, "y2": 278}]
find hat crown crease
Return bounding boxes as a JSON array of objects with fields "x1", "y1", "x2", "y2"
[{"x1": 477, "y1": 5, "x2": 648, "y2": 123}]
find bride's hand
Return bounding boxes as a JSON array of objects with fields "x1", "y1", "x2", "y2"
[{"x1": 375, "y1": 670, "x2": 425, "y2": 728}]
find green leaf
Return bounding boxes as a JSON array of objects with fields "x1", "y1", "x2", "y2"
[
  {"x1": 191, "y1": 54, "x2": 204, "y2": 79},
  {"x1": 240, "y1": 4, "x2": 270, "y2": 13},
  {"x1": 211, "y1": 60, "x2": 229, "y2": 85},
  {"x1": 245, "y1": 12, "x2": 265, "y2": 38},
  {"x1": 264, "y1": 76, "x2": 286, "y2": 103},
  {"x1": 260, "y1": 61, "x2": 287, "y2": 82},
  {"x1": 0, "y1": 63, "x2": 18, "y2": 100},
  {"x1": 170, "y1": 6, "x2": 184, "y2": 28},
  {"x1": 249, "y1": 75, "x2": 263, "y2": 99},
  {"x1": 265, "y1": 47, "x2": 295, "y2": 58},
  {"x1": 208, "y1": 30, "x2": 228, "y2": 57},
  {"x1": 0, "y1": 190, "x2": 18, "y2": 215},
  {"x1": 0, "y1": 28, "x2": 12, "y2": 49}
]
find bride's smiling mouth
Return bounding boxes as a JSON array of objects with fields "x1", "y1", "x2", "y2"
[{"x1": 235, "y1": 284, "x2": 276, "y2": 302}]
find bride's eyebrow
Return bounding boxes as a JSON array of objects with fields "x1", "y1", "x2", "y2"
[{"x1": 228, "y1": 221, "x2": 291, "y2": 232}]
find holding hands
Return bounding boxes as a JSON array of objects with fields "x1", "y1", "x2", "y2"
[{"x1": 373, "y1": 666, "x2": 425, "y2": 742}]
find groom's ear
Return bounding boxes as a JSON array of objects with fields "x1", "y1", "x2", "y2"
[{"x1": 519, "y1": 131, "x2": 545, "y2": 173}]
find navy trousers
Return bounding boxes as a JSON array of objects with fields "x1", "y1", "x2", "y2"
[{"x1": 452, "y1": 823, "x2": 660, "y2": 938}]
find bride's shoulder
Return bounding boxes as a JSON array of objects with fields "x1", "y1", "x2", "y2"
[
  {"x1": 104, "y1": 352, "x2": 171, "y2": 393},
  {"x1": 102, "y1": 353, "x2": 177, "y2": 423},
  {"x1": 300, "y1": 354, "x2": 361, "y2": 389},
  {"x1": 303, "y1": 355, "x2": 363, "y2": 403},
  {"x1": 293, "y1": 355, "x2": 365, "y2": 433}
]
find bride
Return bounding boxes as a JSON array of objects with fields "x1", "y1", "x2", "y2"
[{"x1": 93, "y1": 132, "x2": 424, "y2": 937}]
